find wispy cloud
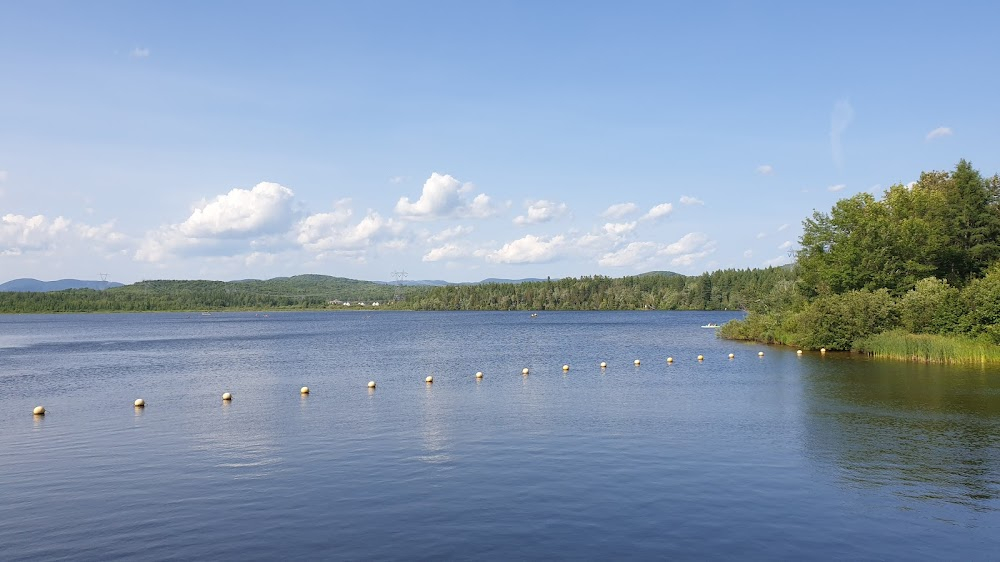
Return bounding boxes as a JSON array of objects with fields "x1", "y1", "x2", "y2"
[
  {"x1": 130, "y1": 47, "x2": 150, "y2": 59},
  {"x1": 0, "y1": 170, "x2": 7, "y2": 182},
  {"x1": 830, "y1": 99, "x2": 854, "y2": 168},
  {"x1": 828, "y1": 184, "x2": 846, "y2": 192},
  {"x1": 777, "y1": 224, "x2": 789, "y2": 232},
  {"x1": 756, "y1": 165, "x2": 774, "y2": 175},
  {"x1": 679, "y1": 195, "x2": 704, "y2": 206},
  {"x1": 778, "y1": 240, "x2": 793, "y2": 250},
  {"x1": 513, "y1": 200, "x2": 568, "y2": 226},
  {"x1": 743, "y1": 249, "x2": 753, "y2": 258},
  {"x1": 641, "y1": 202, "x2": 673, "y2": 221},
  {"x1": 388, "y1": 176, "x2": 405, "y2": 184},
  {"x1": 925, "y1": 126, "x2": 953, "y2": 141},
  {"x1": 601, "y1": 202, "x2": 639, "y2": 219}
]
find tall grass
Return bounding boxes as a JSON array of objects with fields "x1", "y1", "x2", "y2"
[{"x1": 855, "y1": 330, "x2": 1000, "y2": 365}]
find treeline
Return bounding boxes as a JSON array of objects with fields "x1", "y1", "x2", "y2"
[
  {"x1": 0, "y1": 275, "x2": 400, "y2": 313},
  {"x1": 0, "y1": 268, "x2": 797, "y2": 313},
  {"x1": 398, "y1": 267, "x2": 795, "y2": 311},
  {"x1": 721, "y1": 160, "x2": 1000, "y2": 358}
]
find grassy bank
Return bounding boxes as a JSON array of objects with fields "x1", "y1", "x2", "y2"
[{"x1": 855, "y1": 331, "x2": 1000, "y2": 365}]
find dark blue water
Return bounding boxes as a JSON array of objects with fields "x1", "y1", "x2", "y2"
[{"x1": 1, "y1": 311, "x2": 998, "y2": 560}]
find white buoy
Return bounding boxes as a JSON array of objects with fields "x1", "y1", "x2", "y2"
[
  {"x1": 33, "y1": 406, "x2": 45, "y2": 416},
  {"x1": 368, "y1": 381, "x2": 376, "y2": 388},
  {"x1": 425, "y1": 376, "x2": 433, "y2": 383},
  {"x1": 522, "y1": 368, "x2": 530, "y2": 375},
  {"x1": 300, "y1": 386, "x2": 310, "y2": 394},
  {"x1": 134, "y1": 398, "x2": 145, "y2": 408},
  {"x1": 475, "y1": 371, "x2": 483, "y2": 379},
  {"x1": 562, "y1": 364, "x2": 570, "y2": 371},
  {"x1": 728, "y1": 353, "x2": 735, "y2": 359},
  {"x1": 600, "y1": 362, "x2": 607, "y2": 368},
  {"x1": 758, "y1": 351, "x2": 764, "y2": 357},
  {"x1": 797, "y1": 350, "x2": 803, "y2": 355},
  {"x1": 667, "y1": 357, "x2": 673, "y2": 363},
  {"x1": 820, "y1": 348, "x2": 827, "y2": 354},
  {"x1": 222, "y1": 392, "x2": 232, "y2": 401},
  {"x1": 634, "y1": 359, "x2": 641, "y2": 366},
  {"x1": 698, "y1": 355, "x2": 704, "y2": 361}
]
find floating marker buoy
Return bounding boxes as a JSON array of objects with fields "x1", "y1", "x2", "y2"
[
  {"x1": 134, "y1": 398, "x2": 145, "y2": 408},
  {"x1": 634, "y1": 359, "x2": 641, "y2": 366},
  {"x1": 476, "y1": 371, "x2": 483, "y2": 379},
  {"x1": 600, "y1": 362, "x2": 607, "y2": 368},
  {"x1": 728, "y1": 353, "x2": 735, "y2": 359},
  {"x1": 667, "y1": 357, "x2": 673, "y2": 363},
  {"x1": 797, "y1": 350, "x2": 803, "y2": 355},
  {"x1": 300, "y1": 386, "x2": 310, "y2": 394},
  {"x1": 698, "y1": 355, "x2": 704, "y2": 361},
  {"x1": 562, "y1": 364, "x2": 570, "y2": 371},
  {"x1": 820, "y1": 348, "x2": 827, "y2": 354},
  {"x1": 425, "y1": 376, "x2": 433, "y2": 383},
  {"x1": 33, "y1": 406, "x2": 45, "y2": 416},
  {"x1": 368, "y1": 381, "x2": 376, "y2": 388},
  {"x1": 522, "y1": 368, "x2": 529, "y2": 375},
  {"x1": 758, "y1": 352, "x2": 764, "y2": 357},
  {"x1": 222, "y1": 392, "x2": 232, "y2": 401}
]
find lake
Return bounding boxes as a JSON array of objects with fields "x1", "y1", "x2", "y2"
[{"x1": 1, "y1": 311, "x2": 998, "y2": 560}]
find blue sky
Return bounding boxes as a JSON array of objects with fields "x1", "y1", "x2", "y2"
[{"x1": 1, "y1": 1, "x2": 998, "y2": 283}]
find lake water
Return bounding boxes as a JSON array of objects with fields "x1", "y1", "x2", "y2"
[{"x1": 1, "y1": 311, "x2": 998, "y2": 560}]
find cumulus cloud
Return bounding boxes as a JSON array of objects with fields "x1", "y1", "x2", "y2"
[
  {"x1": 642, "y1": 203, "x2": 673, "y2": 221},
  {"x1": 679, "y1": 195, "x2": 704, "y2": 206},
  {"x1": 427, "y1": 225, "x2": 473, "y2": 244},
  {"x1": 179, "y1": 182, "x2": 296, "y2": 238},
  {"x1": 925, "y1": 126, "x2": 953, "y2": 141},
  {"x1": 423, "y1": 243, "x2": 473, "y2": 262},
  {"x1": 1, "y1": 214, "x2": 71, "y2": 255},
  {"x1": 598, "y1": 242, "x2": 659, "y2": 267},
  {"x1": 830, "y1": 99, "x2": 854, "y2": 168},
  {"x1": 395, "y1": 172, "x2": 501, "y2": 220},
  {"x1": 597, "y1": 231, "x2": 716, "y2": 269},
  {"x1": 601, "y1": 202, "x2": 639, "y2": 219},
  {"x1": 487, "y1": 234, "x2": 566, "y2": 264},
  {"x1": 756, "y1": 165, "x2": 774, "y2": 175},
  {"x1": 662, "y1": 232, "x2": 710, "y2": 256},
  {"x1": 828, "y1": 184, "x2": 846, "y2": 192},
  {"x1": 603, "y1": 221, "x2": 637, "y2": 235},
  {"x1": 296, "y1": 209, "x2": 399, "y2": 253},
  {"x1": 513, "y1": 200, "x2": 568, "y2": 226},
  {"x1": 130, "y1": 47, "x2": 150, "y2": 58}
]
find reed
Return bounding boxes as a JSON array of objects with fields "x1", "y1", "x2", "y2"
[{"x1": 855, "y1": 331, "x2": 1000, "y2": 365}]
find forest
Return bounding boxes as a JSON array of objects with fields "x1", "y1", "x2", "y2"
[{"x1": 720, "y1": 160, "x2": 1000, "y2": 362}]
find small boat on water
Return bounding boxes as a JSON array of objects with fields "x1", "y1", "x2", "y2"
[
  {"x1": 530, "y1": 313, "x2": 538, "y2": 318},
  {"x1": 701, "y1": 322, "x2": 720, "y2": 328}
]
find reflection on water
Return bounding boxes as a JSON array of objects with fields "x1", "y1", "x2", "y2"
[{"x1": 803, "y1": 356, "x2": 1000, "y2": 511}]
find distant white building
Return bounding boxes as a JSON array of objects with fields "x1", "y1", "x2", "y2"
[
  {"x1": 343, "y1": 302, "x2": 351, "y2": 306},
  {"x1": 372, "y1": 302, "x2": 380, "y2": 307}
]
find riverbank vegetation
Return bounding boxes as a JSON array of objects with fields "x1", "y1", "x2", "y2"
[{"x1": 720, "y1": 160, "x2": 1000, "y2": 363}]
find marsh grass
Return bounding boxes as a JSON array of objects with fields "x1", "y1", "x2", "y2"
[{"x1": 856, "y1": 330, "x2": 1000, "y2": 365}]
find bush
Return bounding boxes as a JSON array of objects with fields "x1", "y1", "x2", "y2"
[
  {"x1": 794, "y1": 288, "x2": 898, "y2": 350},
  {"x1": 899, "y1": 277, "x2": 963, "y2": 334}
]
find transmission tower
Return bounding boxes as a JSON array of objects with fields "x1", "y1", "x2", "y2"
[{"x1": 391, "y1": 269, "x2": 408, "y2": 302}]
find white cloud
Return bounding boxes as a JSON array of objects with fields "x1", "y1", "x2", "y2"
[
  {"x1": 603, "y1": 221, "x2": 637, "y2": 235},
  {"x1": 642, "y1": 202, "x2": 673, "y2": 221},
  {"x1": 389, "y1": 176, "x2": 405, "y2": 184},
  {"x1": 828, "y1": 184, "x2": 846, "y2": 192},
  {"x1": 179, "y1": 182, "x2": 296, "y2": 238},
  {"x1": 296, "y1": 210, "x2": 398, "y2": 253},
  {"x1": 598, "y1": 242, "x2": 658, "y2": 267},
  {"x1": 130, "y1": 47, "x2": 150, "y2": 58},
  {"x1": 395, "y1": 172, "x2": 500, "y2": 220},
  {"x1": 423, "y1": 243, "x2": 473, "y2": 262},
  {"x1": 679, "y1": 195, "x2": 704, "y2": 206},
  {"x1": 1, "y1": 214, "x2": 71, "y2": 254},
  {"x1": 662, "y1": 232, "x2": 710, "y2": 256},
  {"x1": 756, "y1": 165, "x2": 774, "y2": 175},
  {"x1": 756, "y1": 232, "x2": 766, "y2": 239},
  {"x1": 777, "y1": 224, "x2": 789, "y2": 232},
  {"x1": 513, "y1": 200, "x2": 568, "y2": 226},
  {"x1": 925, "y1": 126, "x2": 953, "y2": 141},
  {"x1": 427, "y1": 225, "x2": 473, "y2": 244},
  {"x1": 743, "y1": 249, "x2": 753, "y2": 258},
  {"x1": 487, "y1": 234, "x2": 566, "y2": 264},
  {"x1": 778, "y1": 240, "x2": 793, "y2": 250},
  {"x1": 830, "y1": 99, "x2": 854, "y2": 168},
  {"x1": 601, "y1": 202, "x2": 639, "y2": 219}
]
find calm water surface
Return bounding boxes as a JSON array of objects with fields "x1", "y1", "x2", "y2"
[{"x1": 1, "y1": 311, "x2": 998, "y2": 560}]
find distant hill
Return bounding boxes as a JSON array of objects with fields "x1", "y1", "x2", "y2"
[
  {"x1": 637, "y1": 271, "x2": 683, "y2": 278},
  {"x1": 0, "y1": 278, "x2": 124, "y2": 292}
]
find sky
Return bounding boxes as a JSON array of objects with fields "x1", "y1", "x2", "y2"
[{"x1": 1, "y1": 1, "x2": 998, "y2": 284}]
